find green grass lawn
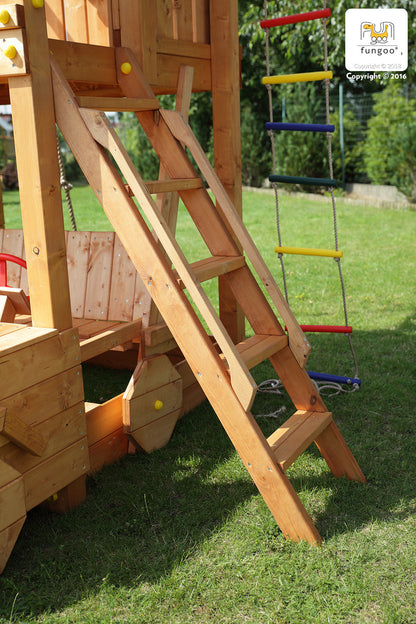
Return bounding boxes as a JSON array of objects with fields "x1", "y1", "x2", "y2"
[{"x1": 0, "y1": 186, "x2": 415, "y2": 624}]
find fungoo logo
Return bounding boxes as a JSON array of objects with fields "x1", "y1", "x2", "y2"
[{"x1": 345, "y1": 9, "x2": 407, "y2": 71}]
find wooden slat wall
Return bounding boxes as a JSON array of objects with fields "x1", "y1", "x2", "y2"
[
  {"x1": 0, "y1": 230, "x2": 149, "y2": 323},
  {"x1": 46, "y1": 0, "x2": 112, "y2": 45},
  {"x1": 45, "y1": 0, "x2": 210, "y2": 46}
]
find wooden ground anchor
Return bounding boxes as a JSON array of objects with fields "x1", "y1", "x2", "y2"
[{"x1": 123, "y1": 355, "x2": 183, "y2": 453}]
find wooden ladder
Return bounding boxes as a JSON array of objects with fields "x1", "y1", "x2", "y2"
[{"x1": 51, "y1": 50, "x2": 365, "y2": 544}]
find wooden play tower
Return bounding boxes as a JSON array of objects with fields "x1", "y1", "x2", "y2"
[{"x1": 0, "y1": 0, "x2": 365, "y2": 573}]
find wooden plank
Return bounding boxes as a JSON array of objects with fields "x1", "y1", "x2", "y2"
[
  {"x1": 23, "y1": 437, "x2": 89, "y2": 510},
  {"x1": 75, "y1": 318, "x2": 119, "y2": 339},
  {"x1": 65, "y1": 0, "x2": 88, "y2": 43},
  {"x1": 0, "y1": 369, "x2": 83, "y2": 448},
  {"x1": 176, "y1": 255, "x2": 245, "y2": 288},
  {"x1": 314, "y1": 420, "x2": 367, "y2": 483},
  {"x1": 192, "y1": 0, "x2": 210, "y2": 43},
  {"x1": 0, "y1": 403, "x2": 86, "y2": 472},
  {"x1": 0, "y1": 406, "x2": 46, "y2": 456},
  {"x1": 157, "y1": 38, "x2": 211, "y2": 60},
  {"x1": 9, "y1": 2, "x2": 72, "y2": 331},
  {"x1": 157, "y1": 0, "x2": 173, "y2": 40},
  {"x1": 0, "y1": 3, "x2": 25, "y2": 29},
  {"x1": 88, "y1": 426, "x2": 128, "y2": 473},
  {"x1": 79, "y1": 102, "x2": 256, "y2": 412},
  {"x1": 119, "y1": 0, "x2": 157, "y2": 83},
  {"x1": 108, "y1": 235, "x2": 136, "y2": 321},
  {"x1": 0, "y1": 325, "x2": 57, "y2": 356},
  {"x1": 86, "y1": 393, "x2": 123, "y2": 446},
  {"x1": 0, "y1": 28, "x2": 28, "y2": 77},
  {"x1": 133, "y1": 270, "x2": 151, "y2": 324},
  {"x1": 44, "y1": 475, "x2": 86, "y2": 513},
  {"x1": 66, "y1": 230, "x2": 90, "y2": 318},
  {"x1": 80, "y1": 319, "x2": 141, "y2": 361},
  {"x1": 209, "y1": 0, "x2": 244, "y2": 343},
  {"x1": 0, "y1": 456, "x2": 21, "y2": 488},
  {"x1": 145, "y1": 177, "x2": 203, "y2": 194},
  {"x1": 155, "y1": 53, "x2": 211, "y2": 93},
  {"x1": 77, "y1": 96, "x2": 160, "y2": 112},
  {"x1": 49, "y1": 39, "x2": 116, "y2": 84},
  {"x1": 234, "y1": 334, "x2": 288, "y2": 371},
  {"x1": 0, "y1": 295, "x2": 15, "y2": 322},
  {"x1": 0, "y1": 229, "x2": 24, "y2": 287},
  {"x1": 0, "y1": 462, "x2": 25, "y2": 532},
  {"x1": 86, "y1": 0, "x2": 113, "y2": 47},
  {"x1": 84, "y1": 231, "x2": 114, "y2": 320},
  {"x1": 173, "y1": 0, "x2": 193, "y2": 41},
  {"x1": 45, "y1": 0, "x2": 66, "y2": 40},
  {"x1": 0, "y1": 288, "x2": 30, "y2": 315},
  {"x1": 0, "y1": 323, "x2": 24, "y2": 339},
  {"x1": 0, "y1": 516, "x2": 25, "y2": 574},
  {"x1": 0, "y1": 328, "x2": 80, "y2": 398},
  {"x1": 268, "y1": 411, "x2": 333, "y2": 471}
]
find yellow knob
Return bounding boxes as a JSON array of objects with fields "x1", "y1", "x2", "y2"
[
  {"x1": 32, "y1": 0, "x2": 44, "y2": 7},
  {"x1": 154, "y1": 400, "x2": 164, "y2": 411},
  {"x1": 0, "y1": 10, "x2": 10, "y2": 24},
  {"x1": 4, "y1": 45, "x2": 17, "y2": 60},
  {"x1": 121, "y1": 62, "x2": 132, "y2": 75}
]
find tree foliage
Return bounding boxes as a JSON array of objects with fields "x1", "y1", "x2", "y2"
[{"x1": 364, "y1": 83, "x2": 416, "y2": 201}]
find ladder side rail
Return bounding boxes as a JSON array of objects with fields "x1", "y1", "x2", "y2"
[
  {"x1": 160, "y1": 108, "x2": 310, "y2": 368},
  {"x1": 51, "y1": 58, "x2": 256, "y2": 412},
  {"x1": 115, "y1": 48, "x2": 309, "y2": 367}
]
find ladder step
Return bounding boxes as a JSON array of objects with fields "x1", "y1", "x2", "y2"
[
  {"x1": 175, "y1": 255, "x2": 246, "y2": 289},
  {"x1": 308, "y1": 371, "x2": 361, "y2": 386},
  {"x1": 234, "y1": 334, "x2": 288, "y2": 370},
  {"x1": 275, "y1": 246, "x2": 342, "y2": 258},
  {"x1": 266, "y1": 122, "x2": 335, "y2": 133},
  {"x1": 268, "y1": 410, "x2": 333, "y2": 471},
  {"x1": 270, "y1": 175, "x2": 337, "y2": 188},
  {"x1": 262, "y1": 71, "x2": 332, "y2": 85},
  {"x1": 76, "y1": 96, "x2": 160, "y2": 112},
  {"x1": 260, "y1": 9, "x2": 331, "y2": 29},
  {"x1": 144, "y1": 178, "x2": 204, "y2": 194},
  {"x1": 284, "y1": 324, "x2": 352, "y2": 334}
]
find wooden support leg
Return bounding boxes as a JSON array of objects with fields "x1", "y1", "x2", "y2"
[
  {"x1": 315, "y1": 421, "x2": 367, "y2": 482},
  {"x1": 44, "y1": 476, "x2": 87, "y2": 514}
]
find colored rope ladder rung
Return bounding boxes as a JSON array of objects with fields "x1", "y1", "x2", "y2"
[
  {"x1": 260, "y1": 8, "x2": 331, "y2": 29},
  {"x1": 284, "y1": 325, "x2": 353, "y2": 334},
  {"x1": 265, "y1": 122, "x2": 335, "y2": 133},
  {"x1": 269, "y1": 174, "x2": 337, "y2": 188},
  {"x1": 308, "y1": 371, "x2": 361, "y2": 387},
  {"x1": 275, "y1": 246, "x2": 343, "y2": 258},
  {"x1": 262, "y1": 71, "x2": 332, "y2": 85}
]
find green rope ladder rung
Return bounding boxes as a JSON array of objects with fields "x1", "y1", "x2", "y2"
[{"x1": 269, "y1": 174, "x2": 337, "y2": 188}]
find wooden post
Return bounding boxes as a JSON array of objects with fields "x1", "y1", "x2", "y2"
[
  {"x1": 209, "y1": 0, "x2": 245, "y2": 343},
  {"x1": 8, "y1": 0, "x2": 72, "y2": 330}
]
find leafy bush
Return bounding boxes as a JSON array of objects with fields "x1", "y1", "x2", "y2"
[{"x1": 364, "y1": 83, "x2": 416, "y2": 202}]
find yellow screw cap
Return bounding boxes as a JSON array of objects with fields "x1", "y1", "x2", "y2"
[
  {"x1": 4, "y1": 45, "x2": 17, "y2": 60},
  {"x1": 154, "y1": 400, "x2": 164, "y2": 411},
  {"x1": 0, "y1": 10, "x2": 10, "y2": 24},
  {"x1": 121, "y1": 62, "x2": 132, "y2": 75},
  {"x1": 32, "y1": 0, "x2": 44, "y2": 7}
]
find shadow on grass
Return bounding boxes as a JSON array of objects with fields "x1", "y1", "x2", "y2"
[{"x1": 0, "y1": 320, "x2": 415, "y2": 618}]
